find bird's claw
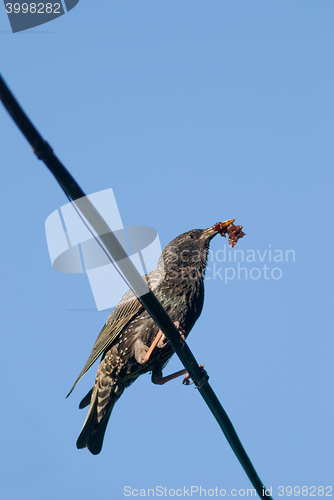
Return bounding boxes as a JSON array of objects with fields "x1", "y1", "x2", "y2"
[
  {"x1": 157, "y1": 335, "x2": 168, "y2": 348},
  {"x1": 174, "y1": 321, "x2": 186, "y2": 348},
  {"x1": 182, "y1": 373, "x2": 194, "y2": 386},
  {"x1": 157, "y1": 321, "x2": 186, "y2": 348},
  {"x1": 182, "y1": 364, "x2": 208, "y2": 389}
]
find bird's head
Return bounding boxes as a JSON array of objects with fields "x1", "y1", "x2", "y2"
[{"x1": 159, "y1": 219, "x2": 240, "y2": 278}]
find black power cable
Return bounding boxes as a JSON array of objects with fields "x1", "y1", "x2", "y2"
[{"x1": 0, "y1": 73, "x2": 273, "y2": 500}]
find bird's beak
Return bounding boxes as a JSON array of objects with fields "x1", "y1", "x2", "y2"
[{"x1": 200, "y1": 219, "x2": 235, "y2": 240}]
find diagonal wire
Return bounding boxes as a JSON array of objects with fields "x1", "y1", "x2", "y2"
[{"x1": 0, "y1": 73, "x2": 273, "y2": 500}]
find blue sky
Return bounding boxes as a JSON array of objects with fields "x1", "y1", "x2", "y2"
[{"x1": 1, "y1": 1, "x2": 333, "y2": 499}]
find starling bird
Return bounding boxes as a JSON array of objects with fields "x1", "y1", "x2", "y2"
[{"x1": 68, "y1": 220, "x2": 244, "y2": 454}]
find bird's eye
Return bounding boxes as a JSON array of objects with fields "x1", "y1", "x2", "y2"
[{"x1": 188, "y1": 234, "x2": 194, "y2": 239}]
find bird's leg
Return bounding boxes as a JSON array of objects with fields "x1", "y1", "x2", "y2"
[
  {"x1": 137, "y1": 330, "x2": 164, "y2": 365},
  {"x1": 152, "y1": 364, "x2": 208, "y2": 388},
  {"x1": 151, "y1": 368, "x2": 188, "y2": 385},
  {"x1": 182, "y1": 364, "x2": 209, "y2": 389},
  {"x1": 138, "y1": 321, "x2": 185, "y2": 365}
]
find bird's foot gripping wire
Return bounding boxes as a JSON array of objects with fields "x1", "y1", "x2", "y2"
[
  {"x1": 156, "y1": 321, "x2": 186, "y2": 348},
  {"x1": 182, "y1": 364, "x2": 209, "y2": 389},
  {"x1": 173, "y1": 321, "x2": 186, "y2": 347},
  {"x1": 158, "y1": 320, "x2": 186, "y2": 348}
]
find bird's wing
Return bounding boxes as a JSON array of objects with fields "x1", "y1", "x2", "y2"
[{"x1": 66, "y1": 268, "x2": 164, "y2": 397}]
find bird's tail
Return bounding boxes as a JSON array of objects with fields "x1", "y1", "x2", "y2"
[{"x1": 76, "y1": 383, "x2": 122, "y2": 455}]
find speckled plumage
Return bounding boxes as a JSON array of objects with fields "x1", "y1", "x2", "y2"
[{"x1": 70, "y1": 224, "x2": 227, "y2": 454}]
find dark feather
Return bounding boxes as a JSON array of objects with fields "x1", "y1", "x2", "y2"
[{"x1": 67, "y1": 269, "x2": 164, "y2": 397}]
